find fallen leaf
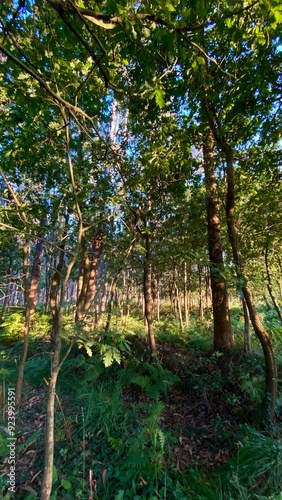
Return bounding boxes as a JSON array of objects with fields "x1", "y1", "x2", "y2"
[
  {"x1": 140, "y1": 476, "x2": 147, "y2": 486},
  {"x1": 102, "y1": 468, "x2": 107, "y2": 486}
]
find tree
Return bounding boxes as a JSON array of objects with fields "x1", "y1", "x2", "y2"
[{"x1": 203, "y1": 127, "x2": 234, "y2": 349}]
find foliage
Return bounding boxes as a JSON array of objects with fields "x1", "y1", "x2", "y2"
[
  {"x1": 0, "y1": 307, "x2": 281, "y2": 498},
  {"x1": 0, "y1": 0, "x2": 281, "y2": 495},
  {"x1": 222, "y1": 427, "x2": 282, "y2": 499},
  {"x1": 77, "y1": 329, "x2": 133, "y2": 366},
  {"x1": 0, "y1": 312, "x2": 24, "y2": 343}
]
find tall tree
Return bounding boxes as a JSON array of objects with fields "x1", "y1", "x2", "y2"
[{"x1": 203, "y1": 127, "x2": 233, "y2": 349}]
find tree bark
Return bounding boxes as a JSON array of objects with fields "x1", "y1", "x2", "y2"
[
  {"x1": 174, "y1": 264, "x2": 184, "y2": 332},
  {"x1": 224, "y1": 144, "x2": 277, "y2": 418},
  {"x1": 143, "y1": 233, "x2": 156, "y2": 355},
  {"x1": 202, "y1": 96, "x2": 278, "y2": 417},
  {"x1": 16, "y1": 236, "x2": 44, "y2": 406},
  {"x1": 50, "y1": 246, "x2": 65, "y2": 343},
  {"x1": 203, "y1": 129, "x2": 234, "y2": 349},
  {"x1": 265, "y1": 245, "x2": 282, "y2": 323},
  {"x1": 75, "y1": 231, "x2": 103, "y2": 323},
  {"x1": 40, "y1": 367, "x2": 59, "y2": 500},
  {"x1": 75, "y1": 237, "x2": 90, "y2": 322},
  {"x1": 1, "y1": 258, "x2": 13, "y2": 321},
  {"x1": 105, "y1": 277, "x2": 117, "y2": 332},
  {"x1": 83, "y1": 232, "x2": 103, "y2": 314},
  {"x1": 183, "y1": 262, "x2": 190, "y2": 328},
  {"x1": 242, "y1": 297, "x2": 251, "y2": 353},
  {"x1": 198, "y1": 264, "x2": 204, "y2": 320}
]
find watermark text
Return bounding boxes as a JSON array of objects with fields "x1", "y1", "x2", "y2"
[{"x1": 6, "y1": 388, "x2": 16, "y2": 493}]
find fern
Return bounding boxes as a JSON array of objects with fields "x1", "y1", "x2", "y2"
[
  {"x1": 99, "y1": 344, "x2": 121, "y2": 367},
  {"x1": 105, "y1": 425, "x2": 123, "y2": 453},
  {"x1": 155, "y1": 428, "x2": 165, "y2": 452},
  {"x1": 130, "y1": 374, "x2": 151, "y2": 390}
]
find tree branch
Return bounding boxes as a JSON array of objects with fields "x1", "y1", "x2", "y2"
[{"x1": 0, "y1": 43, "x2": 94, "y2": 122}]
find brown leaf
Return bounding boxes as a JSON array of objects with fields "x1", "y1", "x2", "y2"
[
  {"x1": 176, "y1": 459, "x2": 182, "y2": 474},
  {"x1": 140, "y1": 476, "x2": 147, "y2": 486},
  {"x1": 102, "y1": 469, "x2": 107, "y2": 486},
  {"x1": 30, "y1": 469, "x2": 42, "y2": 483},
  {"x1": 20, "y1": 486, "x2": 38, "y2": 495}
]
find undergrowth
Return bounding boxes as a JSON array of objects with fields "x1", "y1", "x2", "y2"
[{"x1": 0, "y1": 305, "x2": 281, "y2": 499}]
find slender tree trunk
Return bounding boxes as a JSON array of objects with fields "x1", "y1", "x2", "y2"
[
  {"x1": 203, "y1": 129, "x2": 233, "y2": 349},
  {"x1": 75, "y1": 238, "x2": 90, "y2": 322},
  {"x1": 1, "y1": 258, "x2": 13, "y2": 321},
  {"x1": 174, "y1": 265, "x2": 184, "y2": 332},
  {"x1": 40, "y1": 366, "x2": 59, "y2": 500},
  {"x1": 41, "y1": 109, "x2": 83, "y2": 499},
  {"x1": 242, "y1": 297, "x2": 251, "y2": 353},
  {"x1": 143, "y1": 234, "x2": 156, "y2": 355},
  {"x1": 50, "y1": 245, "x2": 65, "y2": 343},
  {"x1": 184, "y1": 263, "x2": 190, "y2": 328},
  {"x1": 176, "y1": 284, "x2": 184, "y2": 332},
  {"x1": 205, "y1": 266, "x2": 211, "y2": 309},
  {"x1": 15, "y1": 243, "x2": 29, "y2": 406},
  {"x1": 198, "y1": 264, "x2": 204, "y2": 320},
  {"x1": 83, "y1": 232, "x2": 103, "y2": 314},
  {"x1": 105, "y1": 278, "x2": 117, "y2": 332},
  {"x1": 265, "y1": 245, "x2": 282, "y2": 323},
  {"x1": 156, "y1": 278, "x2": 160, "y2": 322},
  {"x1": 203, "y1": 94, "x2": 277, "y2": 416},
  {"x1": 224, "y1": 144, "x2": 277, "y2": 418},
  {"x1": 16, "y1": 236, "x2": 44, "y2": 406},
  {"x1": 276, "y1": 253, "x2": 282, "y2": 300},
  {"x1": 151, "y1": 276, "x2": 158, "y2": 320},
  {"x1": 263, "y1": 294, "x2": 272, "y2": 310}
]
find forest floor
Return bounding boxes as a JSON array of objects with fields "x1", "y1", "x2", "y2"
[
  {"x1": 2, "y1": 341, "x2": 281, "y2": 498},
  {"x1": 0, "y1": 311, "x2": 282, "y2": 499}
]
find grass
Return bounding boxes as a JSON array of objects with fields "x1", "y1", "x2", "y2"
[{"x1": 0, "y1": 304, "x2": 281, "y2": 499}]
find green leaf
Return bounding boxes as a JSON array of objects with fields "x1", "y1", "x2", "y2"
[
  {"x1": 101, "y1": 345, "x2": 121, "y2": 367},
  {"x1": 61, "y1": 478, "x2": 72, "y2": 490},
  {"x1": 52, "y1": 465, "x2": 58, "y2": 484},
  {"x1": 114, "y1": 491, "x2": 125, "y2": 500},
  {"x1": 167, "y1": 3, "x2": 176, "y2": 12},
  {"x1": 155, "y1": 88, "x2": 165, "y2": 108},
  {"x1": 85, "y1": 345, "x2": 93, "y2": 357},
  {"x1": 18, "y1": 427, "x2": 42, "y2": 451}
]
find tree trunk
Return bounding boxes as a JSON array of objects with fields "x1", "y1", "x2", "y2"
[
  {"x1": 41, "y1": 112, "x2": 83, "y2": 498},
  {"x1": 265, "y1": 245, "x2": 282, "y2": 323},
  {"x1": 105, "y1": 277, "x2": 117, "y2": 332},
  {"x1": 1, "y1": 258, "x2": 13, "y2": 321},
  {"x1": 242, "y1": 297, "x2": 251, "y2": 353},
  {"x1": 203, "y1": 129, "x2": 234, "y2": 349},
  {"x1": 183, "y1": 262, "x2": 190, "y2": 328},
  {"x1": 156, "y1": 278, "x2": 161, "y2": 322},
  {"x1": 50, "y1": 245, "x2": 65, "y2": 343},
  {"x1": 75, "y1": 238, "x2": 90, "y2": 322},
  {"x1": 40, "y1": 368, "x2": 59, "y2": 500},
  {"x1": 83, "y1": 232, "x2": 103, "y2": 314},
  {"x1": 16, "y1": 236, "x2": 44, "y2": 406},
  {"x1": 198, "y1": 264, "x2": 204, "y2": 320},
  {"x1": 174, "y1": 265, "x2": 184, "y2": 332},
  {"x1": 143, "y1": 234, "x2": 156, "y2": 355},
  {"x1": 276, "y1": 253, "x2": 282, "y2": 300},
  {"x1": 224, "y1": 144, "x2": 277, "y2": 418},
  {"x1": 203, "y1": 96, "x2": 278, "y2": 417}
]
